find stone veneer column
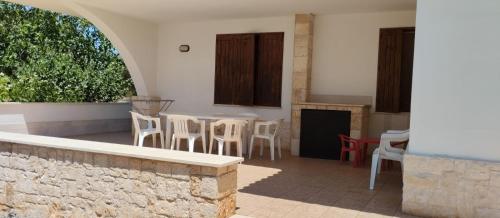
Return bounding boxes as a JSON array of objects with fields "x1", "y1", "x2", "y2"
[
  {"x1": 292, "y1": 14, "x2": 314, "y2": 103},
  {"x1": 403, "y1": 154, "x2": 500, "y2": 217}
]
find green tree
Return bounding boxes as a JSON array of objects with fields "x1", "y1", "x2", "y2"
[{"x1": 0, "y1": 1, "x2": 135, "y2": 102}]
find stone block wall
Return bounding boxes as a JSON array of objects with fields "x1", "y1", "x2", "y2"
[
  {"x1": 0, "y1": 142, "x2": 237, "y2": 218},
  {"x1": 403, "y1": 154, "x2": 500, "y2": 217}
]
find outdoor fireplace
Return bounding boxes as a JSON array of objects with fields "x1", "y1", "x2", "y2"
[{"x1": 299, "y1": 109, "x2": 351, "y2": 160}]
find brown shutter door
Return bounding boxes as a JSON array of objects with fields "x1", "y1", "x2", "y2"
[
  {"x1": 376, "y1": 28, "x2": 403, "y2": 113},
  {"x1": 214, "y1": 34, "x2": 255, "y2": 105},
  {"x1": 254, "y1": 32, "x2": 284, "y2": 107},
  {"x1": 399, "y1": 29, "x2": 415, "y2": 112}
]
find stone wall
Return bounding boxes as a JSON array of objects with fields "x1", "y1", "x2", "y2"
[
  {"x1": 0, "y1": 142, "x2": 237, "y2": 218},
  {"x1": 403, "y1": 154, "x2": 500, "y2": 217}
]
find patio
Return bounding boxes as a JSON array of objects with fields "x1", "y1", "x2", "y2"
[{"x1": 72, "y1": 132, "x2": 416, "y2": 218}]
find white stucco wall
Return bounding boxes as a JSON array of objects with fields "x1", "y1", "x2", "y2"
[
  {"x1": 312, "y1": 11, "x2": 416, "y2": 105},
  {"x1": 156, "y1": 16, "x2": 295, "y2": 121},
  {"x1": 409, "y1": 0, "x2": 500, "y2": 161},
  {"x1": 312, "y1": 11, "x2": 416, "y2": 137},
  {"x1": 156, "y1": 12, "x2": 415, "y2": 136}
]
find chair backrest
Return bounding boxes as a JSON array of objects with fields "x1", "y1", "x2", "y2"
[
  {"x1": 338, "y1": 134, "x2": 359, "y2": 149},
  {"x1": 212, "y1": 119, "x2": 247, "y2": 141},
  {"x1": 130, "y1": 111, "x2": 142, "y2": 131},
  {"x1": 255, "y1": 119, "x2": 282, "y2": 136},
  {"x1": 131, "y1": 111, "x2": 156, "y2": 130},
  {"x1": 0, "y1": 114, "x2": 29, "y2": 134},
  {"x1": 168, "y1": 115, "x2": 200, "y2": 138}
]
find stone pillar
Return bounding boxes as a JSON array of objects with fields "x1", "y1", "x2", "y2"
[
  {"x1": 292, "y1": 14, "x2": 314, "y2": 103},
  {"x1": 291, "y1": 14, "x2": 314, "y2": 155}
]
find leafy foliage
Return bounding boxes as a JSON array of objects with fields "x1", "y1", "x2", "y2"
[{"x1": 0, "y1": 1, "x2": 135, "y2": 102}]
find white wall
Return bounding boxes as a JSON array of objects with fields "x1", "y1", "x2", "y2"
[
  {"x1": 409, "y1": 0, "x2": 500, "y2": 161},
  {"x1": 312, "y1": 11, "x2": 416, "y2": 136},
  {"x1": 157, "y1": 16, "x2": 295, "y2": 121}
]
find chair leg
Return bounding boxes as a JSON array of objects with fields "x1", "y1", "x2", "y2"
[
  {"x1": 138, "y1": 135, "x2": 145, "y2": 147},
  {"x1": 248, "y1": 136, "x2": 255, "y2": 159},
  {"x1": 176, "y1": 138, "x2": 181, "y2": 151},
  {"x1": 340, "y1": 150, "x2": 346, "y2": 161},
  {"x1": 270, "y1": 139, "x2": 275, "y2": 161},
  {"x1": 236, "y1": 140, "x2": 242, "y2": 157},
  {"x1": 353, "y1": 150, "x2": 360, "y2": 167},
  {"x1": 217, "y1": 141, "x2": 224, "y2": 156},
  {"x1": 277, "y1": 137, "x2": 282, "y2": 159},
  {"x1": 170, "y1": 135, "x2": 176, "y2": 150},
  {"x1": 377, "y1": 158, "x2": 382, "y2": 174},
  {"x1": 201, "y1": 135, "x2": 207, "y2": 154},
  {"x1": 209, "y1": 136, "x2": 214, "y2": 154},
  {"x1": 225, "y1": 142, "x2": 231, "y2": 156},
  {"x1": 188, "y1": 138, "x2": 195, "y2": 153},
  {"x1": 160, "y1": 132, "x2": 165, "y2": 149},
  {"x1": 259, "y1": 139, "x2": 264, "y2": 157},
  {"x1": 133, "y1": 133, "x2": 139, "y2": 146},
  {"x1": 153, "y1": 134, "x2": 157, "y2": 147},
  {"x1": 370, "y1": 152, "x2": 379, "y2": 190}
]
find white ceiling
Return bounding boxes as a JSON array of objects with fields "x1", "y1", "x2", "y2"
[
  {"x1": 5, "y1": 0, "x2": 416, "y2": 24},
  {"x1": 74, "y1": 0, "x2": 416, "y2": 23}
]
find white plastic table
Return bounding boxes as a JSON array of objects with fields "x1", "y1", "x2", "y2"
[{"x1": 159, "y1": 113, "x2": 258, "y2": 154}]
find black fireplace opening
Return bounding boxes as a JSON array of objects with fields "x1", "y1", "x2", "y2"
[{"x1": 299, "y1": 109, "x2": 351, "y2": 160}]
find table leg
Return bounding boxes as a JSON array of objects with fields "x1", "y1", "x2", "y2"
[
  {"x1": 165, "y1": 119, "x2": 172, "y2": 149},
  {"x1": 244, "y1": 119, "x2": 255, "y2": 155}
]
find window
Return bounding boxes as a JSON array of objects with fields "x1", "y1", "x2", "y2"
[
  {"x1": 376, "y1": 27, "x2": 415, "y2": 113},
  {"x1": 214, "y1": 32, "x2": 284, "y2": 107}
]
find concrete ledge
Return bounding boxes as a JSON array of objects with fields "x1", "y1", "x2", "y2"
[
  {"x1": 403, "y1": 153, "x2": 500, "y2": 217},
  {"x1": 0, "y1": 132, "x2": 243, "y2": 168}
]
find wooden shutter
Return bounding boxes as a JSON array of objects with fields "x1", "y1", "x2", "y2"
[
  {"x1": 376, "y1": 28, "x2": 403, "y2": 113},
  {"x1": 214, "y1": 34, "x2": 255, "y2": 105},
  {"x1": 399, "y1": 29, "x2": 415, "y2": 112},
  {"x1": 376, "y1": 27, "x2": 414, "y2": 113},
  {"x1": 254, "y1": 32, "x2": 284, "y2": 107}
]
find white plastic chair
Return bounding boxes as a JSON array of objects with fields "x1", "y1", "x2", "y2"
[
  {"x1": 130, "y1": 111, "x2": 164, "y2": 148},
  {"x1": 168, "y1": 115, "x2": 206, "y2": 153},
  {"x1": 248, "y1": 119, "x2": 283, "y2": 161},
  {"x1": 369, "y1": 130, "x2": 409, "y2": 190},
  {"x1": 209, "y1": 119, "x2": 247, "y2": 157}
]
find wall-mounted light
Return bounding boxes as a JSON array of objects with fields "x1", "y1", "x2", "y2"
[{"x1": 179, "y1": 45, "x2": 190, "y2": 52}]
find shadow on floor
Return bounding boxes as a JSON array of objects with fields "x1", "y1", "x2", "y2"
[{"x1": 236, "y1": 152, "x2": 412, "y2": 218}]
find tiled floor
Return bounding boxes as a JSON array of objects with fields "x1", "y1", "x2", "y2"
[{"x1": 70, "y1": 132, "x2": 418, "y2": 218}]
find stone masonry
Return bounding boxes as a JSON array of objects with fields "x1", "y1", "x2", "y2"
[
  {"x1": 403, "y1": 154, "x2": 500, "y2": 218},
  {"x1": 292, "y1": 14, "x2": 314, "y2": 103},
  {"x1": 0, "y1": 142, "x2": 237, "y2": 218}
]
